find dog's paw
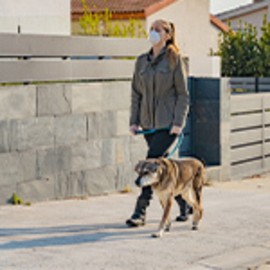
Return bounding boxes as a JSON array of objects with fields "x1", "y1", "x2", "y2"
[
  {"x1": 151, "y1": 231, "x2": 163, "y2": 238},
  {"x1": 165, "y1": 222, "x2": 171, "y2": 232},
  {"x1": 192, "y1": 222, "x2": 199, "y2": 231}
]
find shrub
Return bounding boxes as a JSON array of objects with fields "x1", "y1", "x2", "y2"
[
  {"x1": 79, "y1": 0, "x2": 147, "y2": 38},
  {"x1": 215, "y1": 16, "x2": 270, "y2": 77}
]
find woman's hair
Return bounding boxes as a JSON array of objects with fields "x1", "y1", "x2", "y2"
[{"x1": 155, "y1": 19, "x2": 180, "y2": 69}]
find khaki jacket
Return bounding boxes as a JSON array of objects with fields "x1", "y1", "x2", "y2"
[{"x1": 130, "y1": 48, "x2": 189, "y2": 130}]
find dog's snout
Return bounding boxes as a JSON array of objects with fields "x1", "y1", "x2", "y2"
[{"x1": 135, "y1": 176, "x2": 141, "y2": 187}]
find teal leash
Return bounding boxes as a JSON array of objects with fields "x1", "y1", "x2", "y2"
[
  {"x1": 135, "y1": 127, "x2": 184, "y2": 158},
  {"x1": 166, "y1": 133, "x2": 184, "y2": 159},
  {"x1": 135, "y1": 127, "x2": 170, "y2": 135}
]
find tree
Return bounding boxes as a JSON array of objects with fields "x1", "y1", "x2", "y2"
[
  {"x1": 259, "y1": 16, "x2": 270, "y2": 77},
  {"x1": 215, "y1": 16, "x2": 270, "y2": 77},
  {"x1": 79, "y1": 0, "x2": 147, "y2": 38}
]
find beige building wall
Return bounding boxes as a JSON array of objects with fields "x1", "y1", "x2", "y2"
[
  {"x1": 147, "y1": 0, "x2": 213, "y2": 57},
  {"x1": 218, "y1": 0, "x2": 270, "y2": 37},
  {"x1": 226, "y1": 8, "x2": 268, "y2": 35},
  {"x1": 72, "y1": 0, "x2": 220, "y2": 58},
  {"x1": 72, "y1": 0, "x2": 221, "y2": 76},
  {"x1": 209, "y1": 24, "x2": 221, "y2": 55},
  {"x1": 147, "y1": 0, "x2": 220, "y2": 77},
  {"x1": 0, "y1": 0, "x2": 70, "y2": 35}
]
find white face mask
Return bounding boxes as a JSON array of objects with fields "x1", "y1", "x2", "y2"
[{"x1": 148, "y1": 30, "x2": 161, "y2": 45}]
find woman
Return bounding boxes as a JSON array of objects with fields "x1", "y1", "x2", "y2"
[{"x1": 126, "y1": 19, "x2": 190, "y2": 227}]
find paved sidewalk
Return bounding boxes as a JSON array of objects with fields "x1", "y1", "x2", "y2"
[{"x1": 0, "y1": 176, "x2": 270, "y2": 270}]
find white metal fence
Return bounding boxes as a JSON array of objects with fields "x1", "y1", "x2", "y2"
[
  {"x1": 230, "y1": 92, "x2": 270, "y2": 178},
  {"x1": 0, "y1": 33, "x2": 149, "y2": 83}
]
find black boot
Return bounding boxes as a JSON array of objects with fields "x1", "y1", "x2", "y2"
[
  {"x1": 175, "y1": 195, "x2": 192, "y2": 222},
  {"x1": 126, "y1": 186, "x2": 152, "y2": 227}
]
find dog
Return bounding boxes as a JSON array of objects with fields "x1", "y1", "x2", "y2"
[{"x1": 135, "y1": 157, "x2": 206, "y2": 238}]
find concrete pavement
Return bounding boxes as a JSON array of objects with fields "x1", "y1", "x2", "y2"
[{"x1": 0, "y1": 175, "x2": 270, "y2": 270}]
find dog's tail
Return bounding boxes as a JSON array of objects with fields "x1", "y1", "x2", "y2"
[{"x1": 193, "y1": 164, "x2": 206, "y2": 205}]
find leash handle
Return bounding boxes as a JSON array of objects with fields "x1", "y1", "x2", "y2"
[
  {"x1": 135, "y1": 129, "x2": 156, "y2": 135},
  {"x1": 135, "y1": 127, "x2": 170, "y2": 135}
]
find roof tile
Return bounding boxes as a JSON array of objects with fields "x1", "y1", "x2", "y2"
[{"x1": 72, "y1": 0, "x2": 167, "y2": 13}]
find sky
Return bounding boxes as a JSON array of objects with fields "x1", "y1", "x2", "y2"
[{"x1": 210, "y1": 0, "x2": 253, "y2": 14}]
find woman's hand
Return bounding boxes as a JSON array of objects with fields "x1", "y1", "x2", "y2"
[
  {"x1": 170, "y1": 125, "x2": 182, "y2": 136},
  {"x1": 130, "y1": 124, "x2": 139, "y2": 135}
]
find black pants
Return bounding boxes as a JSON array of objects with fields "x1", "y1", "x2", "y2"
[
  {"x1": 144, "y1": 130, "x2": 176, "y2": 159},
  {"x1": 132, "y1": 130, "x2": 187, "y2": 218}
]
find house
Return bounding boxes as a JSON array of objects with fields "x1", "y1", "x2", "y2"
[
  {"x1": 210, "y1": 14, "x2": 230, "y2": 53},
  {"x1": 0, "y1": 0, "x2": 70, "y2": 35},
  {"x1": 72, "y1": 0, "x2": 228, "y2": 77},
  {"x1": 216, "y1": 0, "x2": 270, "y2": 35}
]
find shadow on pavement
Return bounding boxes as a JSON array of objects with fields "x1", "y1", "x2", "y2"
[{"x1": 0, "y1": 223, "x2": 154, "y2": 250}]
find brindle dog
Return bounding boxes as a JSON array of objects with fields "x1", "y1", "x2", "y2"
[{"x1": 135, "y1": 157, "x2": 205, "y2": 238}]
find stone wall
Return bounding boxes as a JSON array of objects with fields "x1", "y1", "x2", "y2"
[{"x1": 0, "y1": 82, "x2": 147, "y2": 204}]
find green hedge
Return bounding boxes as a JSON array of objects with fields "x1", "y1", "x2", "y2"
[
  {"x1": 79, "y1": 0, "x2": 147, "y2": 38},
  {"x1": 215, "y1": 16, "x2": 270, "y2": 77}
]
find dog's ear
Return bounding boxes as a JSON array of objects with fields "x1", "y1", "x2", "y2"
[
  {"x1": 148, "y1": 159, "x2": 162, "y2": 172},
  {"x1": 134, "y1": 160, "x2": 144, "y2": 173},
  {"x1": 157, "y1": 158, "x2": 168, "y2": 173},
  {"x1": 155, "y1": 159, "x2": 162, "y2": 169}
]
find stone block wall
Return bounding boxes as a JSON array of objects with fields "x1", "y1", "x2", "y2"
[{"x1": 0, "y1": 82, "x2": 147, "y2": 204}]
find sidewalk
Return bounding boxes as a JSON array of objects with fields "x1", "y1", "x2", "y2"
[{"x1": 0, "y1": 175, "x2": 270, "y2": 270}]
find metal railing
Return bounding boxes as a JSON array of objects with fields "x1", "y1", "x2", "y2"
[{"x1": 230, "y1": 77, "x2": 270, "y2": 93}]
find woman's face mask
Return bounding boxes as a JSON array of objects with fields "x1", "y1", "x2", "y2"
[{"x1": 148, "y1": 30, "x2": 161, "y2": 45}]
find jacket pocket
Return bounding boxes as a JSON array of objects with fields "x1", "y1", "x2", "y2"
[{"x1": 156, "y1": 68, "x2": 173, "y2": 94}]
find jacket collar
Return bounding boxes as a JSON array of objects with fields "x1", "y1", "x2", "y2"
[{"x1": 147, "y1": 46, "x2": 167, "y2": 65}]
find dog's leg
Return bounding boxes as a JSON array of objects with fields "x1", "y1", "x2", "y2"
[
  {"x1": 158, "y1": 197, "x2": 171, "y2": 232},
  {"x1": 182, "y1": 189, "x2": 202, "y2": 230},
  {"x1": 192, "y1": 185, "x2": 204, "y2": 230},
  {"x1": 152, "y1": 195, "x2": 173, "y2": 238}
]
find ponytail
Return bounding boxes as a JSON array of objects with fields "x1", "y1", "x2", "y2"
[{"x1": 166, "y1": 22, "x2": 180, "y2": 70}]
